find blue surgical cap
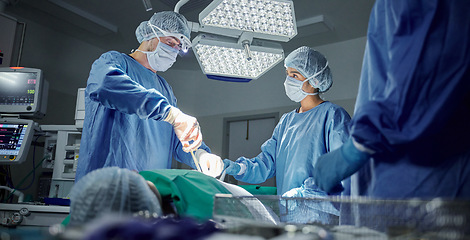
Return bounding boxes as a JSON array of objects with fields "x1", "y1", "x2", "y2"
[
  {"x1": 136, "y1": 11, "x2": 190, "y2": 43},
  {"x1": 69, "y1": 167, "x2": 162, "y2": 226},
  {"x1": 285, "y1": 46, "x2": 332, "y2": 92}
]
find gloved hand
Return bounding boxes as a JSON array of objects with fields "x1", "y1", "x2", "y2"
[
  {"x1": 282, "y1": 187, "x2": 304, "y2": 198},
  {"x1": 164, "y1": 107, "x2": 202, "y2": 152},
  {"x1": 223, "y1": 159, "x2": 242, "y2": 176},
  {"x1": 281, "y1": 187, "x2": 304, "y2": 211},
  {"x1": 195, "y1": 149, "x2": 224, "y2": 177},
  {"x1": 313, "y1": 137, "x2": 371, "y2": 193}
]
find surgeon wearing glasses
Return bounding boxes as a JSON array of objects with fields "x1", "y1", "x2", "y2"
[
  {"x1": 75, "y1": 11, "x2": 211, "y2": 182},
  {"x1": 205, "y1": 47, "x2": 351, "y2": 197}
]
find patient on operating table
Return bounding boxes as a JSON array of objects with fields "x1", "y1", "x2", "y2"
[
  {"x1": 68, "y1": 166, "x2": 236, "y2": 226},
  {"x1": 68, "y1": 166, "x2": 335, "y2": 228},
  {"x1": 67, "y1": 167, "x2": 226, "y2": 239},
  {"x1": 68, "y1": 167, "x2": 163, "y2": 226}
]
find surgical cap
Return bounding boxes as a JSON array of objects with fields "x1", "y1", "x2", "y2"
[
  {"x1": 285, "y1": 46, "x2": 333, "y2": 92},
  {"x1": 136, "y1": 11, "x2": 191, "y2": 43},
  {"x1": 69, "y1": 167, "x2": 162, "y2": 226}
]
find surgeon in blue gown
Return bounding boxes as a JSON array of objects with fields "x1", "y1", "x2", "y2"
[
  {"x1": 220, "y1": 46, "x2": 351, "y2": 196},
  {"x1": 313, "y1": 0, "x2": 470, "y2": 199},
  {"x1": 76, "y1": 11, "x2": 212, "y2": 182}
]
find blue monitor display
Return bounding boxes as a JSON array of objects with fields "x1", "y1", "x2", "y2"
[
  {"x1": 0, "y1": 118, "x2": 34, "y2": 164},
  {"x1": 0, "y1": 67, "x2": 48, "y2": 118}
]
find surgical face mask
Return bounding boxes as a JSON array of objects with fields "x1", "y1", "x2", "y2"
[
  {"x1": 284, "y1": 76, "x2": 319, "y2": 102},
  {"x1": 137, "y1": 42, "x2": 178, "y2": 72},
  {"x1": 283, "y1": 62, "x2": 329, "y2": 102}
]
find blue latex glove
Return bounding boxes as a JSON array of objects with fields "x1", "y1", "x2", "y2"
[
  {"x1": 314, "y1": 137, "x2": 370, "y2": 193},
  {"x1": 223, "y1": 159, "x2": 241, "y2": 176}
]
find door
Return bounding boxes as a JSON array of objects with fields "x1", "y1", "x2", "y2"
[{"x1": 223, "y1": 113, "x2": 278, "y2": 186}]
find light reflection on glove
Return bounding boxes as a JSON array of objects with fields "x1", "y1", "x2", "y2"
[
  {"x1": 282, "y1": 187, "x2": 304, "y2": 198},
  {"x1": 196, "y1": 149, "x2": 224, "y2": 177},
  {"x1": 164, "y1": 107, "x2": 202, "y2": 152}
]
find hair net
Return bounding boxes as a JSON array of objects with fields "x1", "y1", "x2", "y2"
[
  {"x1": 136, "y1": 11, "x2": 190, "y2": 43},
  {"x1": 69, "y1": 167, "x2": 162, "y2": 226},
  {"x1": 284, "y1": 46, "x2": 332, "y2": 92}
]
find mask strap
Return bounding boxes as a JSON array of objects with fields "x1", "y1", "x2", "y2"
[
  {"x1": 303, "y1": 61, "x2": 328, "y2": 94},
  {"x1": 299, "y1": 78, "x2": 319, "y2": 96},
  {"x1": 138, "y1": 24, "x2": 164, "y2": 54},
  {"x1": 301, "y1": 89, "x2": 319, "y2": 96},
  {"x1": 147, "y1": 22, "x2": 161, "y2": 40},
  {"x1": 134, "y1": 49, "x2": 151, "y2": 54},
  {"x1": 306, "y1": 61, "x2": 329, "y2": 81}
]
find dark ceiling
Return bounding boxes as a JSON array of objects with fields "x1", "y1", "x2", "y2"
[{"x1": 3, "y1": 0, "x2": 375, "y2": 70}]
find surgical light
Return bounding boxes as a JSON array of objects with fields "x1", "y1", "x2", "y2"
[
  {"x1": 198, "y1": 0, "x2": 297, "y2": 42},
  {"x1": 192, "y1": 34, "x2": 284, "y2": 81},
  {"x1": 175, "y1": 0, "x2": 297, "y2": 81}
]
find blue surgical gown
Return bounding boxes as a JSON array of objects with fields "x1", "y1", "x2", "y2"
[
  {"x1": 75, "y1": 51, "x2": 209, "y2": 182},
  {"x1": 351, "y1": 0, "x2": 470, "y2": 198},
  {"x1": 233, "y1": 102, "x2": 351, "y2": 195}
]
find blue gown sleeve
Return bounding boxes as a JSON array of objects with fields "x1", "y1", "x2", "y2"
[
  {"x1": 233, "y1": 123, "x2": 280, "y2": 184},
  {"x1": 87, "y1": 52, "x2": 171, "y2": 121},
  {"x1": 350, "y1": 0, "x2": 470, "y2": 154},
  {"x1": 326, "y1": 108, "x2": 351, "y2": 152}
]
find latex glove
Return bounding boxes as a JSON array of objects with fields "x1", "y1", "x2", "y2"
[
  {"x1": 196, "y1": 149, "x2": 224, "y2": 177},
  {"x1": 164, "y1": 107, "x2": 202, "y2": 152},
  {"x1": 313, "y1": 137, "x2": 371, "y2": 193},
  {"x1": 223, "y1": 159, "x2": 243, "y2": 176},
  {"x1": 282, "y1": 187, "x2": 304, "y2": 198},
  {"x1": 281, "y1": 187, "x2": 304, "y2": 210}
]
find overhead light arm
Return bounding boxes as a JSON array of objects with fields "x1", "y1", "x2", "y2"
[
  {"x1": 174, "y1": 0, "x2": 190, "y2": 13},
  {"x1": 142, "y1": 0, "x2": 152, "y2": 11},
  {"x1": 238, "y1": 32, "x2": 254, "y2": 61},
  {"x1": 189, "y1": 21, "x2": 256, "y2": 62},
  {"x1": 242, "y1": 41, "x2": 252, "y2": 61},
  {"x1": 188, "y1": 21, "x2": 200, "y2": 33}
]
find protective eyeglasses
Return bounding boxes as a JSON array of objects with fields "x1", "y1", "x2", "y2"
[{"x1": 147, "y1": 22, "x2": 191, "y2": 54}]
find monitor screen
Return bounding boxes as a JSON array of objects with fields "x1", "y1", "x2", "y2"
[
  {"x1": 0, "y1": 119, "x2": 34, "y2": 164},
  {"x1": 0, "y1": 67, "x2": 48, "y2": 118}
]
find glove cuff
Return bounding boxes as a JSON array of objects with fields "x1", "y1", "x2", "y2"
[
  {"x1": 195, "y1": 149, "x2": 208, "y2": 159},
  {"x1": 352, "y1": 139, "x2": 375, "y2": 154},
  {"x1": 238, "y1": 163, "x2": 246, "y2": 175},
  {"x1": 163, "y1": 107, "x2": 180, "y2": 124},
  {"x1": 341, "y1": 138, "x2": 370, "y2": 167},
  {"x1": 223, "y1": 159, "x2": 244, "y2": 175}
]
